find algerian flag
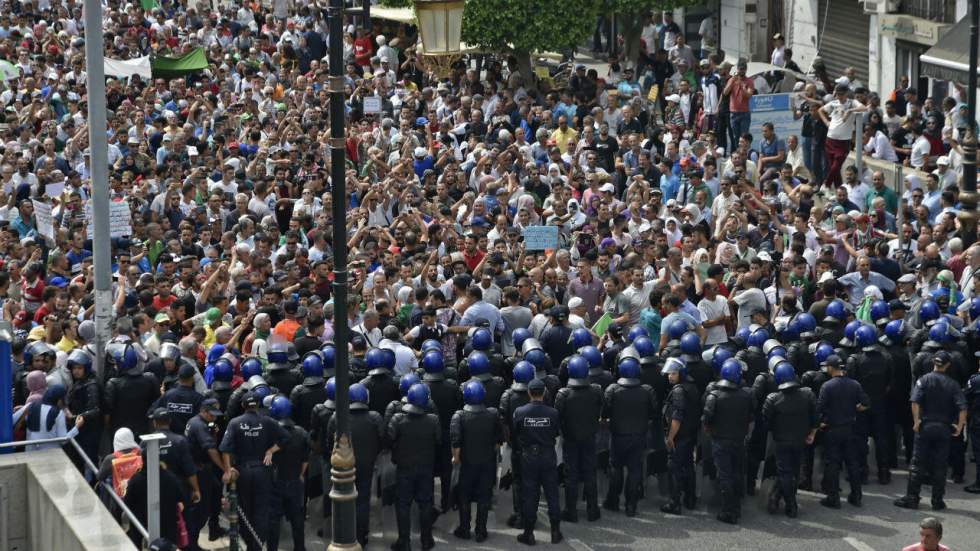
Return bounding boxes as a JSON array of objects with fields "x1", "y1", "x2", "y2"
[{"x1": 140, "y1": 0, "x2": 160, "y2": 10}]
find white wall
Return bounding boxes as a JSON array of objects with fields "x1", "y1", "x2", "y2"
[
  {"x1": 720, "y1": 0, "x2": 748, "y2": 60},
  {"x1": 787, "y1": 0, "x2": 820, "y2": 72}
]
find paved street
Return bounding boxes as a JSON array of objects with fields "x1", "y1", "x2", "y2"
[{"x1": 201, "y1": 461, "x2": 978, "y2": 551}]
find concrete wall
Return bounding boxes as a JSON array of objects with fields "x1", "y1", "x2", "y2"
[
  {"x1": 787, "y1": 0, "x2": 820, "y2": 72},
  {"x1": 720, "y1": 0, "x2": 749, "y2": 60},
  {"x1": 0, "y1": 448, "x2": 137, "y2": 551}
]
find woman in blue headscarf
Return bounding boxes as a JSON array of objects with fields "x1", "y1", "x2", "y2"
[{"x1": 11, "y1": 384, "x2": 80, "y2": 450}]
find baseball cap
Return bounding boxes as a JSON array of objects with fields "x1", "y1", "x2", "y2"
[
  {"x1": 205, "y1": 307, "x2": 222, "y2": 323},
  {"x1": 933, "y1": 350, "x2": 951, "y2": 364},
  {"x1": 242, "y1": 392, "x2": 260, "y2": 408},
  {"x1": 154, "y1": 312, "x2": 171, "y2": 324},
  {"x1": 897, "y1": 274, "x2": 916, "y2": 284},
  {"x1": 201, "y1": 398, "x2": 223, "y2": 417},
  {"x1": 148, "y1": 407, "x2": 171, "y2": 421},
  {"x1": 821, "y1": 355, "x2": 842, "y2": 370},
  {"x1": 936, "y1": 156, "x2": 950, "y2": 166},
  {"x1": 888, "y1": 299, "x2": 908, "y2": 311},
  {"x1": 528, "y1": 379, "x2": 546, "y2": 393},
  {"x1": 551, "y1": 305, "x2": 569, "y2": 321},
  {"x1": 178, "y1": 364, "x2": 197, "y2": 379},
  {"x1": 599, "y1": 183, "x2": 616, "y2": 194}
]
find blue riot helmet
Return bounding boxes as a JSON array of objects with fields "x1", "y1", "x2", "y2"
[
  {"x1": 462, "y1": 380, "x2": 486, "y2": 406},
  {"x1": 349, "y1": 383, "x2": 369, "y2": 410}
]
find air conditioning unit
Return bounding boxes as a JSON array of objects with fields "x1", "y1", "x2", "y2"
[{"x1": 861, "y1": 0, "x2": 900, "y2": 14}]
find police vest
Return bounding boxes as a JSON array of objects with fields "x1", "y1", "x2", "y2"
[{"x1": 417, "y1": 324, "x2": 445, "y2": 344}]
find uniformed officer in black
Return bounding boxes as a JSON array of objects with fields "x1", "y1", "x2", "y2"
[
  {"x1": 104, "y1": 348, "x2": 160, "y2": 437},
  {"x1": 799, "y1": 343, "x2": 832, "y2": 491},
  {"x1": 555, "y1": 355, "x2": 604, "y2": 522},
  {"x1": 153, "y1": 364, "x2": 205, "y2": 435},
  {"x1": 450, "y1": 381, "x2": 504, "y2": 542},
  {"x1": 308, "y1": 377, "x2": 335, "y2": 530},
  {"x1": 184, "y1": 399, "x2": 228, "y2": 550},
  {"x1": 499, "y1": 361, "x2": 535, "y2": 529},
  {"x1": 361, "y1": 348, "x2": 400, "y2": 416},
  {"x1": 762, "y1": 363, "x2": 818, "y2": 518},
  {"x1": 266, "y1": 346, "x2": 303, "y2": 399},
  {"x1": 267, "y1": 395, "x2": 310, "y2": 551},
  {"x1": 880, "y1": 317, "x2": 914, "y2": 468},
  {"x1": 816, "y1": 355, "x2": 870, "y2": 509},
  {"x1": 660, "y1": 357, "x2": 701, "y2": 514},
  {"x1": 388, "y1": 383, "x2": 441, "y2": 551},
  {"x1": 746, "y1": 355, "x2": 779, "y2": 496},
  {"x1": 290, "y1": 353, "x2": 329, "y2": 430},
  {"x1": 420, "y1": 350, "x2": 462, "y2": 515},
  {"x1": 513, "y1": 378, "x2": 563, "y2": 546},
  {"x1": 601, "y1": 356, "x2": 659, "y2": 517},
  {"x1": 848, "y1": 325, "x2": 894, "y2": 484},
  {"x1": 461, "y1": 350, "x2": 506, "y2": 409},
  {"x1": 702, "y1": 359, "x2": 754, "y2": 524},
  {"x1": 327, "y1": 383, "x2": 385, "y2": 547},
  {"x1": 894, "y1": 351, "x2": 968, "y2": 510},
  {"x1": 966, "y1": 360, "x2": 980, "y2": 494},
  {"x1": 148, "y1": 407, "x2": 201, "y2": 507},
  {"x1": 219, "y1": 392, "x2": 289, "y2": 551}
]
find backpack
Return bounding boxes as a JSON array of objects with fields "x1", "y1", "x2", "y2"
[{"x1": 110, "y1": 450, "x2": 143, "y2": 497}]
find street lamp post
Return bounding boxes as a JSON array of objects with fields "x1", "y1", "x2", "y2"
[{"x1": 960, "y1": 0, "x2": 979, "y2": 248}]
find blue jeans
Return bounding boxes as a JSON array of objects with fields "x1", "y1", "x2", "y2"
[{"x1": 730, "y1": 112, "x2": 751, "y2": 141}]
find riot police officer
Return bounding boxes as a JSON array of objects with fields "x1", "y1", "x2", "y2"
[
  {"x1": 66, "y1": 350, "x2": 103, "y2": 474},
  {"x1": 787, "y1": 313, "x2": 818, "y2": 378},
  {"x1": 462, "y1": 350, "x2": 506, "y2": 408},
  {"x1": 184, "y1": 398, "x2": 228, "y2": 549},
  {"x1": 746, "y1": 354, "x2": 779, "y2": 496},
  {"x1": 523, "y1": 339, "x2": 560, "y2": 401},
  {"x1": 226, "y1": 361, "x2": 267, "y2": 419},
  {"x1": 309, "y1": 376, "x2": 337, "y2": 527},
  {"x1": 290, "y1": 351, "x2": 330, "y2": 430},
  {"x1": 763, "y1": 362, "x2": 818, "y2": 518},
  {"x1": 817, "y1": 355, "x2": 870, "y2": 508},
  {"x1": 678, "y1": 333, "x2": 711, "y2": 394},
  {"x1": 848, "y1": 323, "x2": 894, "y2": 485},
  {"x1": 421, "y1": 349, "x2": 462, "y2": 515},
  {"x1": 880, "y1": 319, "x2": 914, "y2": 468},
  {"x1": 267, "y1": 396, "x2": 310, "y2": 551},
  {"x1": 327, "y1": 383, "x2": 384, "y2": 547},
  {"x1": 386, "y1": 373, "x2": 437, "y2": 426},
  {"x1": 555, "y1": 355, "x2": 603, "y2": 522},
  {"x1": 266, "y1": 341, "x2": 302, "y2": 398},
  {"x1": 389, "y1": 383, "x2": 441, "y2": 551},
  {"x1": 818, "y1": 299, "x2": 847, "y2": 343},
  {"x1": 799, "y1": 342, "x2": 834, "y2": 491},
  {"x1": 104, "y1": 344, "x2": 160, "y2": 437},
  {"x1": 148, "y1": 407, "x2": 201, "y2": 507},
  {"x1": 499, "y1": 361, "x2": 536, "y2": 528},
  {"x1": 451, "y1": 381, "x2": 504, "y2": 542},
  {"x1": 735, "y1": 328, "x2": 768, "y2": 387},
  {"x1": 894, "y1": 351, "x2": 968, "y2": 510},
  {"x1": 153, "y1": 363, "x2": 205, "y2": 435},
  {"x1": 580, "y1": 345, "x2": 614, "y2": 390},
  {"x1": 219, "y1": 392, "x2": 289, "y2": 551},
  {"x1": 601, "y1": 356, "x2": 659, "y2": 517},
  {"x1": 702, "y1": 358, "x2": 753, "y2": 524},
  {"x1": 660, "y1": 357, "x2": 701, "y2": 514},
  {"x1": 513, "y1": 379, "x2": 563, "y2": 546},
  {"x1": 210, "y1": 358, "x2": 236, "y2": 412},
  {"x1": 361, "y1": 348, "x2": 400, "y2": 416},
  {"x1": 965, "y1": 361, "x2": 980, "y2": 494}
]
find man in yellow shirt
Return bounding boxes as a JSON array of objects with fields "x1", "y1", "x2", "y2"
[{"x1": 550, "y1": 115, "x2": 578, "y2": 155}]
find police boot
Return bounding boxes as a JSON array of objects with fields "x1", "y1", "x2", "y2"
[
  {"x1": 453, "y1": 503, "x2": 472, "y2": 540},
  {"x1": 785, "y1": 498, "x2": 799, "y2": 519},
  {"x1": 506, "y1": 513, "x2": 523, "y2": 529},
  {"x1": 819, "y1": 494, "x2": 841, "y2": 509},
  {"x1": 878, "y1": 467, "x2": 892, "y2": 485},
  {"x1": 660, "y1": 476, "x2": 683, "y2": 514},
  {"x1": 585, "y1": 484, "x2": 600, "y2": 521},
  {"x1": 474, "y1": 504, "x2": 490, "y2": 542},
  {"x1": 893, "y1": 494, "x2": 920, "y2": 509},
  {"x1": 964, "y1": 481, "x2": 980, "y2": 494},
  {"x1": 551, "y1": 519, "x2": 563, "y2": 544},
  {"x1": 420, "y1": 507, "x2": 436, "y2": 550},
  {"x1": 517, "y1": 525, "x2": 536, "y2": 546}
]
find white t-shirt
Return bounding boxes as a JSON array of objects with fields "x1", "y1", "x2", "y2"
[
  {"x1": 821, "y1": 99, "x2": 864, "y2": 141},
  {"x1": 697, "y1": 296, "x2": 730, "y2": 346},
  {"x1": 910, "y1": 135, "x2": 931, "y2": 169},
  {"x1": 732, "y1": 287, "x2": 767, "y2": 330}
]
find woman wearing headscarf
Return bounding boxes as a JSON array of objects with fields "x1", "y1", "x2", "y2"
[
  {"x1": 97, "y1": 428, "x2": 143, "y2": 499},
  {"x1": 12, "y1": 384, "x2": 79, "y2": 450},
  {"x1": 24, "y1": 370, "x2": 47, "y2": 406}
]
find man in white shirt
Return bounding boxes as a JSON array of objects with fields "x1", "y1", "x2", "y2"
[
  {"x1": 622, "y1": 267, "x2": 658, "y2": 325},
  {"x1": 697, "y1": 278, "x2": 731, "y2": 347},
  {"x1": 818, "y1": 84, "x2": 867, "y2": 188},
  {"x1": 909, "y1": 123, "x2": 931, "y2": 170},
  {"x1": 863, "y1": 125, "x2": 898, "y2": 162},
  {"x1": 770, "y1": 33, "x2": 786, "y2": 67},
  {"x1": 934, "y1": 156, "x2": 957, "y2": 188},
  {"x1": 379, "y1": 325, "x2": 418, "y2": 377}
]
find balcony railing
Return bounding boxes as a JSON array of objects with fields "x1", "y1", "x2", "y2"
[{"x1": 902, "y1": 0, "x2": 956, "y2": 23}]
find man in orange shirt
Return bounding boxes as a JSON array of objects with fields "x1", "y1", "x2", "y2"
[
  {"x1": 724, "y1": 58, "x2": 755, "y2": 145},
  {"x1": 273, "y1": 300, "x2": 304, "y2": 342}
]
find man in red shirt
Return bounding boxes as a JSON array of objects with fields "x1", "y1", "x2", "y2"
[
  {"x1": 902, "y1": 517, "x2": 950, "y2": 551},
  {"x1": 724, "y1": 58, "x2": 755, "y2": 145},
  {"x1": 462, "y1": 234, "x2": 485, "y2": 271},
  {"x1": 353, "y1": 28, "x2": 374, "y2": 72}
]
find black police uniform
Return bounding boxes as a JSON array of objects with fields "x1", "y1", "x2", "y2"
[
  {"x1": 309, "y1": 400, "x2": 335, "y2": 522},
  {"x1": 361, "y1": 371, "x2": 400, "y2": 416},
  {"x1": 554, "y1": 380, "x2": 603, "y2": 521},
  {"x1": 601, "y1": 378, "x2": 659, "y2": 514},
  {"x1": 762, "y1": 381, "x2": 817, "y2": 517},
  {"x1": 638, "y1": 357, "x2": 669, "y2": 405},
  {"x1": 882, "y1": 338, "x2": 914, "y2": 467},
  {"x1": 67, "y1": 374, "x2": 103, "y2": 469},
  {"x1": 154, "y1": 384, "x2": 205, "y2": 435},
  {"x1": 290, "y1": 380, "x2": 329, "y2": 430},
  {"x1": 498, "y1": 383, "x2": 531, "y2": 527},
  {"x1": 185, "y1": 414, "x2": 223, "y2": 549},
  {"x1": 589, "y1": 366, "x2": 615, "y2": 391},
  {"x1": 513, "y1": 396, "x2": 562, "y2": 538},
  {"x1": 424, "y1": 373, "x2": 463, "y2": 513},
  {"x1": 683, "y1": 355, "x2": 713, "y2": 396},
  {"x1": 534, "y1": 370, "x2": 562, "y2": 406},
  {"x1": 799, "y1": 368, "x2": 829, "y2": 490},
  {"x1": 735, "y1": 347, "x2": 767, "y2": 386},
  {"x1": 328, "y1": 407, "x2": 385, "y2": 545},
  {"x1": 450, "y1": 402, "x2": 504, "y2": 539},
  {"x1": 662, "y1": 376, "x2": 701, "y2": 512},
  {"x1": 702, "y1": 380, "x2": 754, "y2": 521},
  {"x1": 388, "y1": 406, "x2": 441, "y2": 550},
  {"x1": 268, "y1": 418, "x2": 310, "y2": 551},
  {"x1": 966, "y1": 370, "x2": 980, "y2": 492},
  {"x1": 903, "y1": 370, "x2": 968, "y2": 506},
  {"x1": 105, "y1": 370, "x2": 160, "y2": 437},
  {"x1": 155, "y1": 427, "x2": 199, "y2": 503},
  {"x1": 747, "y1": 370, "x2": 777, "y2": 494},
  {"x1": 540, "y1": 323, "x2": 574, "y2": 369},
  {"x1": 219, "y1": 409, "x2": 289, "y2": 551},
  {"x1": 787, "y1": 338, "x2": 816, "y2": 378},
  {"x1": 463, "y1": 373, "x2": 506, "y2": 409},
  {"x1": 817, "y1": 375, "x2": 870, "y2": 506},
  {"x1": 267, "y1": 367, "x2": 302, "y2": 398},
  {"x1": 350, "y1": 354, "x2": 369, "y2": 382},
  {"x1": 848, "y1": 347, "x2": 894, "y2": 483}
]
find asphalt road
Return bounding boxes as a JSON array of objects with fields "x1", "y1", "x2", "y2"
[{"x1": 202, "y1": 459, "x2": 978, "y2": 551}]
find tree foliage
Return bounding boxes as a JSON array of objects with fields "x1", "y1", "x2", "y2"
[{"x1": 460, "y1": 0, "x2": 598, "y2": 55}]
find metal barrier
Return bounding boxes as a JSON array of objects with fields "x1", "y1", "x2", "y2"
[{"x1": 0, "y1": 435, "x2": 151, "y2": 543}]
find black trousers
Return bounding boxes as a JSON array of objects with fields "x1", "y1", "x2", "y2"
[
  {"x1": 711, "y1": 438, "x2": 745, "y2": 516},
  {"x1": 856, "y1": 405, "x2": 891, "y2": 474},
  {"x1": 562, "y1": 436, "x2": 598, "y2": 513},
  {"x1": 970, "y1": 422, "x2": 980, "y2": 482},
  {"x1": 268, "y1": 478, "x2": 305, "y2": 551},
  {"x1": 237, "y1": 464, "x2": 273, "y2": 551},
  {"x1": 908, "y1": 422, "x2": 952, "y2": 500},
  {"x1": 458, "y1": 461, "x2": 495, "y2": 532},
  {"x1": 521, "y1": 450, "x2": 560, "y2": 530},
  {"x1": 823, "y1": 425, "x2": 862, "y2": 500},
  {"x1": 746, "y1": 416, "x2": 768, "y2": 488},
  {"x1": 435, "y1": 440, "x2": 453, "y2": 511},
  {"x1": 606, "y1": 433, "x2": 645, "y2": 507},
  {"x1": 667, "y1": 435, "x2": 696, "y2": 504},
  {"x1": 186, "y1": 464, "x2": 218, "y2": 550},
  {"x1": 772, "y1": 443, "x2": 804, "y2": 509},
  {"x1": 396, "y1": 465, "x2": 434, "y2": 543},
  {"x1": 354, "y1": 462, "x2": 374, "y2": 542}
]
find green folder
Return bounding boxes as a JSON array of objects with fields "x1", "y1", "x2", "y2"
[{"x1": 592, "y1": 312, "x2": 613, "y2": 337}]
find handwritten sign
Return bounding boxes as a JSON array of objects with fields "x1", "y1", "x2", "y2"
[
  {"x1": 85, "y1": 200, "x2": 132, "y2": 238},
  {"x1": 522, "y1": 225, "x2": 559, "y2": 251},
  {"x1": 363, "y1": 96, "x2": 382, "y2": 114},
  {"x1": 44, "y1": 182, "x2": 65, "y2": 198},
  {"x1": 32, "y1": 200, "x2": 54, "y2": 241}
]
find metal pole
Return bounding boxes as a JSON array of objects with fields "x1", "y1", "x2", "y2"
[
  {"x1": 362, "y1": 0, "x2": 370, "y2": 31},
  {"x1": 959, "y1": 0, "x2": 979, "y2": 248},
  {"x1": 328, "y1": 0, "x2": 358, "y2": 549},
  {"x1": 83, "y1": 0, "x2": 113, "y2": 383},
  {"x1": 855, "y1": 115, "x2": 864, "y2": 177},
  {"x1": 895, "y1": 164, "x2": 904, "y2": 254},
  {"x1": 0, "y1": 321, "x2": 12, "y2": 452},
  {"x1": 141, "y1": 433, "x2": 165, "y2": 543}
]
